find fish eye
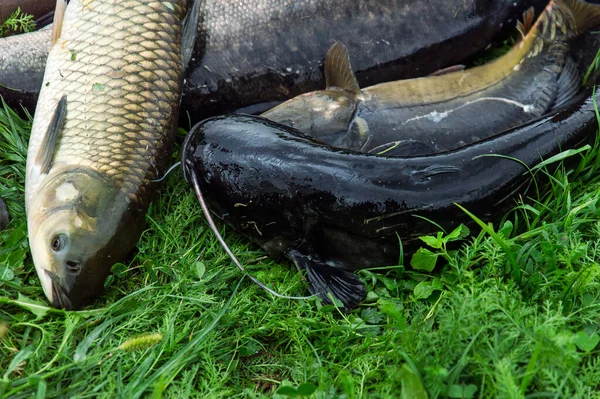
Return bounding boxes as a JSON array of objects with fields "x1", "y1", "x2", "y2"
[{"x1": 50, "y1": 234, "x2": 68, "y2": 252}]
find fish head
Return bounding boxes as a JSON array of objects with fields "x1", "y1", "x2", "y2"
[
  {"x1": 263, "y1": 90, "x2": 358, "y2": 138},
  {"x1": 27, "y1": 167, "x2": 129, "y2": 309}
]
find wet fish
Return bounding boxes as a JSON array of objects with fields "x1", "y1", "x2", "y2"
[
  {"x1": 185, "y1": 0, "x2": 549, "y2": 121},
  {"x1": 263, "y1": 0, "x2": 600, "y2": 156},
  {"x1": 25, "y1": 0, "x2": 197, "y2": 309},
  {"x1": 0, "y1": 26, "x2": 50, "y2": 114},
  {"x1": 0, "y1": 198, "x2": 8, "y2": 230},
  {"x1": 182, "y1": 84, "x2": 600, "y2": 309},
  {"x1": 0, "y1": 0, "x2": 546, "y2": 121}
]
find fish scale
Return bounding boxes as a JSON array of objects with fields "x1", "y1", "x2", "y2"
[
  {"x1": 27, "y1": 0, "x2": 186, "y2": 204},
  {"x1": 25, "y1": 0, "x2": 191, "y2": 309}
]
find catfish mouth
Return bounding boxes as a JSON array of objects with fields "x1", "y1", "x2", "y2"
[{"x1": 44, "y1": 269, "x2": 73, "y2": 310}]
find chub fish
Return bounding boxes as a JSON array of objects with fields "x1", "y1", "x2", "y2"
[
  {"x1": 25, "y1": 0, "x2": 198, "y2": 309},
  {"x1": 263, "y1": 0, "x2": 600, "y2": 156}
]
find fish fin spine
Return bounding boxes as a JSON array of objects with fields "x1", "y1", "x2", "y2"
[
  {"x1": 325, "y1": 42, "x2": 361, "y2": 96},
  {"x1": 35, "y1": 95, "x2": 67, "y2": 175},
  {"x1": 559, "y1": 0, "x2": 600, "y2": 35},
  {"x1": 51, "y1": 0, "x2": 67, "y2": 46}
]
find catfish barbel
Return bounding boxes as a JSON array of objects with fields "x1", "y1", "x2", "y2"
[
  {"x1": 25, "y1": 0, "x2": 198, "y2": 309},
  {"x1": 1, "y1": 0, "x2": 546, "y2": 121},
  {"x1": 263, "y1": 0, "x2": 600, "y2": 156},
  {"x1": 182, "y1": 87, "x2": 600, "y2": 309}
]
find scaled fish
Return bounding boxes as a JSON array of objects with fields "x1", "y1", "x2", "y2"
[
  {"x1": 0, "y1": 0, "x2": 547, "y2": 121},
  {"x1": 263, "y1": 0, "x2": 600, "y2": 156},
  {"x1": 25, "y1": 0, "x2": 198, "y2": 309}
]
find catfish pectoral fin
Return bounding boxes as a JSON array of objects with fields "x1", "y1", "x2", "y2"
[
  {"x1": 289, "y1": 250, "x2": 365, "y2": 311},
  {"x1": 551, "y1": 57, "x2": 582, "y2": 110},
  {"x1": 342, "y1": 116, "x2": 370, "y2": 151}
]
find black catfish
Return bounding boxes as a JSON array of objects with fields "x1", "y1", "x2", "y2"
[
  {"x1": 263, "y1": 0, "x2": 600, "y2": 156},
  {"x1": 0, "y1": 0, "x2": 546, "y2": 121},
  {"x1": 182, "y1": 87, "x2": 600, "y2": 309}
]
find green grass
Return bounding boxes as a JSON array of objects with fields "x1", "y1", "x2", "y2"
[
  {"x1": 3, "y1": 96, "x2": 600, "y2": 398},
  {"x1": 3, "y1": 10, "x2": 600, "y2": 395}
]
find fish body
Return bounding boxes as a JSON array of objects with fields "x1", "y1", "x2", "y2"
[
  {"x1": 0, "y1": 0, "x2": 546, "y2": 120},
  {"x1": 182, "y1": 87, "x2": 599, "y2": 309},
  {"x1": 186, "y1": 0, "x2": 548, "y2": 121},
  {"x1": 263, "y1": 0, "x2": 600, "y2": 156},
  {"x1": 0, "y1": 26, "x2": 50, "y2": 114},
  {"x1": 25, "y1": 0, "x2": 194, "y2": 309}
]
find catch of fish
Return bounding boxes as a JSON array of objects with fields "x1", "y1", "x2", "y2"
[{"x1": 1, "y1": 0, "x2": 600, "y2": 309}]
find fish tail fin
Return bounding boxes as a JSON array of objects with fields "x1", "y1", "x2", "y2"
[
  {"x1": 516, "y1": 7, "x2": 535, "y2": 40},
  {"x1": 560, "y1": 0, "x2": 600, "y2": 35}
]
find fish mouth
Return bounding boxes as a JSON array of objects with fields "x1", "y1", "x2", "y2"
[{"x1": 44, "y1": 269, "x2": 73, "y2": 310}]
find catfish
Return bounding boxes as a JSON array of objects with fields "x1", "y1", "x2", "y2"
[
  {"x1": 263, "y1": 0, "x2": 600, "y2": 156},
  {"x1": 0, "y1": 0, "x2": 546, "y2": 122}
]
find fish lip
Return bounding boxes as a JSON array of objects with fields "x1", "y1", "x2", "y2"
[{"x1": 44, "y1": 269, "x2": 73, "y2": 310}]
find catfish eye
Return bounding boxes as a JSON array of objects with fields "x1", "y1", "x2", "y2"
[{"x1": 50, "y1": 234, "x2": 68, "y2": 252}]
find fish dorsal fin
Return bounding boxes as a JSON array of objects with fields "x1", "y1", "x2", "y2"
[
  {"x1": 51, "y1": 0, "x2": 67, "y2": 45},
  {"x1": 516, "y1": 7, "x2": 535, "y2": 39},
  {"x1": 560, "y1": 0, "x2": 600, "y2": 35},
  {"x1": 36, "y1": 95, "x2": 67, "y2": 175},
  {"x1": 181, "y1": 0, "x2": 200, "y2": 68},
  {"x1": 325, "y1": 42, "x2": 361, "y2": 96}
]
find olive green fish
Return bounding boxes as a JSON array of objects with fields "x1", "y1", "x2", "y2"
[
  {"x1": 263, "y1": 0, "x2": 600, "y2": 156},
  {"x1": 25, "y1": 0, "x2": 198, "y2": 309}
]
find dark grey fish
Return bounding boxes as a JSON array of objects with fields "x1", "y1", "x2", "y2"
[
  {"x1": 263, "y1": 0, "x2": 600, "y2": 156},
  {"x1": 0, "y1": 0, "x2": 547, "y2": 121}
]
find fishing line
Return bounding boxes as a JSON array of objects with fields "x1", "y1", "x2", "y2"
[
  {"x1": 150, "y1": 161, "x2": 181, "y2": 183},
  {"x1": 190, "y1": 170, "x2": 315, "y2": 300}
]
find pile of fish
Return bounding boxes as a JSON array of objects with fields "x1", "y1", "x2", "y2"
[{"x1": 1, "y1": 0, "x2": 600, "y2": 310}]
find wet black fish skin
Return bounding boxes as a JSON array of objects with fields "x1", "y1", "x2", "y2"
[
  {"x1": 182, "y1": 92, "x2": 598, "y2": 282},
  {"x1": 182, "y1": 0, "x2": 548, "y2": 123}
]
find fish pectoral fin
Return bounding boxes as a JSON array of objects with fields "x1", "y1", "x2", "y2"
[
  {"x1": 51, "y1": 0, "x2": 67, "y2": 46},
  {"x1": 342, "y1": 117, "x2": 370, "y2": 151},
  {"x1": 289, "y1": 250, "x2": 365, "y2": 311},
  {"x1": 35, "y1": 95, "x2": 67, "y2": 175},
  {"x1": 181, "y1": 0, "x2": 200, "y2": 68},
  {"x1": 324, "y1": 42, "x2": 361, "y2": 96},
  {"x1": 516, "y1": 7, "x2": 535, "y2": 40},
  {"x1": 551, "y1": 57, "x2": 582, "y2": 110}
]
